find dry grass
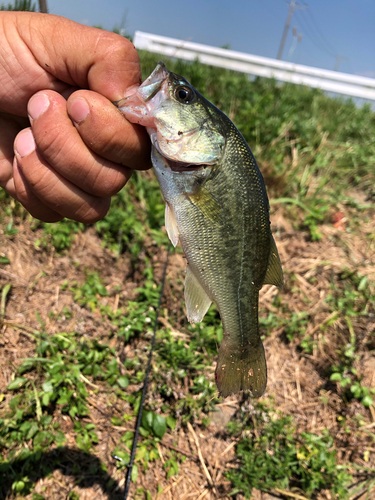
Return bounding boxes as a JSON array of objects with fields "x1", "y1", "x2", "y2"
[{"x1": 0, "y1": 197, "x2": 374, "y2": 500}]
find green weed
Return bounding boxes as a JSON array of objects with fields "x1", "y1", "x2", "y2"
[
  {"x1": 326, "y1": 271, "x2": 375, "y2": 406},
  {"x1": 140, "y1": 51, "x2": 375, "y2": 239},
  {"x1": 0, "y1": 327, "x2": 129, "y2": 493},
  {"x1": 227, "y1": 402, "x2": 353, "y2": 498},
  {"x1": 93, "y1": 171, "x2": 166, "y2": 256},
  {"x1": 65, "y1": 270, "x2": 109, "y2": 312},
  {"x1": 35, "y1": 220, "x2": 84, "y2": 253},
  {"x1": 0, "y1": 52, "x2": 374, "y2": 498}
]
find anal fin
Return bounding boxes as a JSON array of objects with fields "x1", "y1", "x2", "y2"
[
  {"x1": 263, "y1": 234, "x2": 284, "y2": 288},
  {"x1": 185, "y1": 266, "x2": 212, "y2": 324}
]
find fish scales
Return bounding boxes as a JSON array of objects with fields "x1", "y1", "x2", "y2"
[{"x1": 116, "y1": 62, "x2": 283, "y2": 398}]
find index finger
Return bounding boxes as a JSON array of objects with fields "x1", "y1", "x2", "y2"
[{"x1": 6, "y1": 12, "x2": 141, "y2": 101}]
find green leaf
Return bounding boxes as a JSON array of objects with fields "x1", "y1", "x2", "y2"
[
  {"x1": 152, "y1": 414, "x2": 167, "y2": 439},
  {"x1": 9, "y1": 394, "x2": 22, "y2": 409},
  {"x1": 0, "y1": 256, "x2": 10, "y2": 265},
  {"x1": 42, "y1": 381, "x2": 53, "y2": 392},
  {"x1": 340, "y1": 377, "x2": 351, "y2": 388},
  {"x1": 350, "y1": 385, "x2": 361, "y2": 398},
  {"x1": 42, "y1": 392, "x2": 52, "y2": 406},
  {"x1": 358, "y1": 276, "x2": 368, "y2": 291},
  {"x1": 55, "y1": 430, "x2": 66, "y2": 444},
  {"x1": 139, "y1": 426, "x2": 149, "y2": 437},
  {"x1": 362, "y1": 396, "x2": 373, "y2": 407},
  {"x1": 7, "y1": 377, "x2": 28, "y2": 391},
  {"x1": 330, "y1": 373, "x2": 342, "y2": 381},
  {"x1": 131, "y1": 463, "x2": 138, "y2": 483},
  {"x1": 1, "y1": 283, "x2": 12, "y2": 315},
  {"x1": 118, "y1": 376, "x2": 129, "y2": 388},
  {"x1": 135, "y1": 445, "x2": 147, "y2": 461},
  {"x1": 97, "y1": 283, "x2": 109, "y2": 296},
  {"x1": 26, "y1": 421, "x2": 39, "y2": 440},
  {"x1": 33, "y1": 430, "x2": 52, "y2": 447},
  {"x1": 141, "y1": 411, "x2": 153, "y2": 431},
  {"x1": 166, "y1": 416, "x2": 176, "y2": 430},
  {"x1": 14, "y1": 480, "x2": 25, "y2": 492}
]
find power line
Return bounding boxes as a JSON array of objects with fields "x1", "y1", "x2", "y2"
[
  {"x1": 294, "y1": 9, "x2": 337, "y2": 58},
  {"x1": 305, "y1": 8, "x2": 338, "y2": 56},
  {"x1": 295, "y1": 9, "x2": 352, "y2": 71}
]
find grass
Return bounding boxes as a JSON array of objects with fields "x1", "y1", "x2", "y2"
[
  {"x1": 140, "y1": 52, "x2": 375, "y2": 237},
  {"x1": 0, "y1": 267, "x2": 220, "y2": 496},
  {"x1": 0, "y1": 52, "x2": 375, "y2": 498},
  {"x1": 227, "y1": 401, "x2": 353, "y2": 498}
]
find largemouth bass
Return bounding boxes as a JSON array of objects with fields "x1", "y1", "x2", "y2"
[{"x1": 115, "y1": 62, "x2": 283, "y2": 398}]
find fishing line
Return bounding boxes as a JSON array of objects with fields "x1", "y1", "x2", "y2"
[{"x1": 114, "y1": 247, "x2": 170, "y2": 500}]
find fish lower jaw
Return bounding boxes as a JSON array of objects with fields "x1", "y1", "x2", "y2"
[
  {"x1": 151, "y1": 143, "x2": 210, "y2": 174},
  {"x1": 165, "y1": 158, "x2": 206, "y2": 172}
]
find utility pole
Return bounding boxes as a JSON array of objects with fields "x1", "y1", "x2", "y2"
[
  {"x1": 277, "y1": 0, "x2": 307, "y2": 60},
  {"x1": 334, "y1": 54, "x2": 347, "y2": 71},
  {"x1": 38, "y1": 0, "x2": 48, "y2": 13}
]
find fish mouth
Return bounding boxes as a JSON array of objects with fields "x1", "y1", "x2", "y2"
[{"x1": 164, "y1": 158, "x2": 208, "y2": 172}]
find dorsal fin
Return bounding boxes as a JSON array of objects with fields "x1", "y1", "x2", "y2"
[{"x1": 263, "y1": 234, "x2": 283, "y2": 288}]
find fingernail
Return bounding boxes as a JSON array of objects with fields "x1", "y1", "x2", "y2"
[
  {"x1": 15, "y1": 129, "x2": 36, "y2": 157},
  {"x1": 68, "y1": 97, "x2": 90, "y2": 124},
  {"x1": 28, "y1": 93, "x2": 50, "y2": 120}
]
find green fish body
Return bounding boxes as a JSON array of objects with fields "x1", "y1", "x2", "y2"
[{"x1": 116, "y1": 62, "x2": 283, "y2": 398}]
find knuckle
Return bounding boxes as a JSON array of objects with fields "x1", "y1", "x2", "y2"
[
  {"x1": 98, "y1": 32, "x2": 139, "y2": 63},
  {"x1": 78, "y1": 197, "x2": 111, "y2": 224},
  {"x1": 81, "y1": 158, "x2": 127, "y2": 198},
  {"x1": 34, "y1": 124, "x2": 68, "y2": 163}
]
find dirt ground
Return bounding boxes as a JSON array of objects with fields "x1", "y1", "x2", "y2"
[{"x1": 0, "y1": 201, "x2": 374, "y2": 500}]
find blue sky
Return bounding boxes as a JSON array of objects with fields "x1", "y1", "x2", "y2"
[{"x1": 47, "y1": 0, "x2": 375, "y2": 77}]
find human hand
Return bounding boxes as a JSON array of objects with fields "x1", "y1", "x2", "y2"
[{"x1": 0, "y1": 12, "x2": 151, "y2": 223}]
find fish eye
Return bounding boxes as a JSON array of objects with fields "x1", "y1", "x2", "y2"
[{"x1": 175, "y1": 86, "x2": 194, "y2": 103}]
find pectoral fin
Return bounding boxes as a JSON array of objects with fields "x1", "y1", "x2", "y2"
[
  {"x1": 184, "y1": 266, "x2": 212, "y2": 324},
  {"x1": 263, "y1": 235, "x2": 284, "y2": 288},
  {"x1": 165, "y1": 203, "x2": 179, "y2": 247},
  {"x1": 188, "y1": 188, "x2": 222, "y2": 224}
]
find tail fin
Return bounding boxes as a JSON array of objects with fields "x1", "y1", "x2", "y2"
[{"x1": 215, "y1": 338, "x2": 267, "y2": 398}]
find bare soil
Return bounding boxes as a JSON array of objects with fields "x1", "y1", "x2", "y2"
[{"x1": 0, "y1": 202, "x2": 374, "y2": 500}]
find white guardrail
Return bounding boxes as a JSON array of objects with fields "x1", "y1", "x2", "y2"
[{"x1": 133, "y1": 31, "x2": 375, "y2": 101}]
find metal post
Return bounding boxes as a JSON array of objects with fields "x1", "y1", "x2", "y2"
[{"x1": 38, "y1": 0, "x2": 48, "y2": 13}]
